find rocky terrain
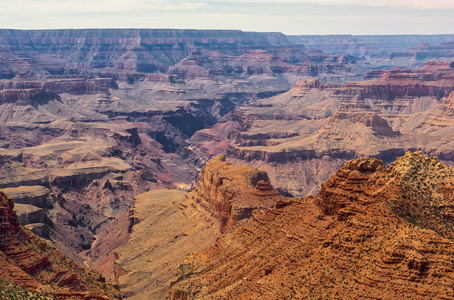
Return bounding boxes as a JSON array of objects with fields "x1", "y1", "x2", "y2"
[
  {"x1": 0, "y1": 29, "x2": 368, "y2": 265},
  {"x1": 1, "y1": 29, "x2": 454, "y2": 298},
  {"x1": 289, "y1": 34, "x2": 454, "y2": 67},
  {"x1": 170, "y1": 152, "x2": 454, "y2": 299},
  {"x1": 0, "y1": 190, "x2": 120, "y2": 299},
  {"x1": 187, "y1": 154, "x2": 285, "y2": 232},
  {"x1": 191, "y1": 61, "x2": 454, "y2": 196},
  {"x1": 0, "y1": 119, "x2": 196, "y2": 265},
  {"x1": 114, "y1": 154, "x2": 287, "y2": 299},
  {"x1": 0, "y1": 28, "x2": 349, "y2": 270}
]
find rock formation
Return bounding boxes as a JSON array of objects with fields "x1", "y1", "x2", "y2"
[
  {"x1": 289, "y1": 34, "x2": 454, "y2": 69},
  {"x1": 0, "y1": 29, "x2": 368, "y2": 269},
  {"x1": 389, "y1": 41, "x2": 454, "y2": 64},
  {"x1": 115, "y1": 155, "x2": 287, "y2": 299},
  {"x1": 191, "y1": 61, "x2": 454, "y2": 197},
  {"x1": 0, "y1": 120, "x2": 176, "y2": 264},
  {"x1": 0, "y1": 190, "x2": 120, "y2": 299},
  {"x1": 186, "y1": 154, "x2": 286, "y2": 231},
  {"x1": 1, "y1": 29, "x2": 454, "y2": 298},
  {"x1": 170, "y1": 152, "x2": 454, "y2": 299}
]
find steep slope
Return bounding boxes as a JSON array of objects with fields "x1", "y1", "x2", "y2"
[
  {"x1": 188, "y1": 154, "x2": 286, "y2": 232},
  {"x1": 0, "y1": 190, "x2": 120, "y2": 299},
  {"x1": 0, "y1": 119, "x2": 195, "y2": 265},
  {"x1": 3, "y1": 30, "x2": 454, "y2": 295},
  {"x1": 170, "y1": 152, "x2": 454, "y2": 299},
  {"x1": 115, "y1": 154, "x2": 287, "y2": 299},
  {"x1": 116, "y1": 189, "x2": 219, "y2": 300},
  {"x1": 0, "y1": 29, "x2": 288, "y2": 72}
]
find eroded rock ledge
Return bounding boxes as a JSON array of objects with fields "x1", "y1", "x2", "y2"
[{"x1": 186, "y1": 154, "x2": 287, "y2": 231}]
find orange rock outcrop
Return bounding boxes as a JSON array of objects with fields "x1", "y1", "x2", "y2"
[
  {"x1": 186, "y1": 154, "x2": 287, "y2": 231},
  {"x1": 170, "y1": 152, "x2": 454, "y2": 299}
]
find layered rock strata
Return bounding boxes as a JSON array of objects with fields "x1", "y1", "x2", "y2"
[
  {"x1": 288, "y1": 34, "x2": 454, "y2": 58},
  {"x1": 0, "y1": 28, "x2": 363, "y2": 269},
  {"x1": 0, "y1": 190, "x2": 120, "y2": 299},
  {"x1": 191, "y1": 61, "x2": 454, "y2": 197},
  {"x1": 170, "y1": 152, "x2": 454, "y2": 299},
  {"x1": 289, "y1": 35, "x2": 454, "y2": 69},
  {"x1": 186, "y1": 154, "x2": 286, "y2": 231}
]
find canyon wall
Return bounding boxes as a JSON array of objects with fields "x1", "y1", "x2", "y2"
[
  {"x1": 170, "y1": 152, "x2": 454, "y2": 299},
  {"x1": 1, "y1": 29, "x2": 454, "y2": 298},
  {"x1": 289, "y1": 34, "x2": 454, "y2": 57},
  {"x1": 186, "y1": 154, "x2": 286, "y2": 231},
  {"x1": 0, "y1": 28, "x2": 367, "y2": 270}
]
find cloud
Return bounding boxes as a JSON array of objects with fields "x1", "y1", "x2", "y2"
[
  {"x1": 3, "y1": 0, "x2": 453, "y2": 16},
  {"x1": 2, "y1": 0, "x2": 206, "y2": 14},
  {"x1": 201, "y1": 0, "x2": 454, "y2": 10},
  {"x1": 0, "y1": 0, "x2": 452, "y2": 34}
]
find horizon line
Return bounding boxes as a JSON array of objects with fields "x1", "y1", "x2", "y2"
[{"x1": 1, "y1": 28, "x2": 454, "y2": 37}]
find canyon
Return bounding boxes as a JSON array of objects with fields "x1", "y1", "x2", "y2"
[
  {"x1": 1, "y1": 29, "x2": 454, "y2": 299},
  {"x1": 192, "y1": 61, "x2": 454, "y2": 197},
  {"x1": 115, "y1": 154, "x2": 286, "y2": 299},
  {"x1": 0, "y1": 29, "x2": 367, "y2": 271}
]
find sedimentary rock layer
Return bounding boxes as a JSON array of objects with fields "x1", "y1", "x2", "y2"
[{"x1": 170, "y1": 152, "x2": 454, "y2": 299}]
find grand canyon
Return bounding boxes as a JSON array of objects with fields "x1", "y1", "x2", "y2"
[{"x1": 1, "y1": 29, "x2": 454, "y2": 299}]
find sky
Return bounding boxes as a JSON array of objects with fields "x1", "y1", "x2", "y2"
[{"x1": 1, "y1": 0, "x2": 454, "y2": 35}]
